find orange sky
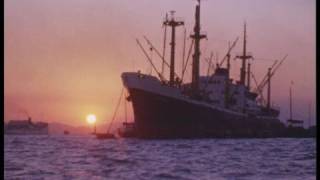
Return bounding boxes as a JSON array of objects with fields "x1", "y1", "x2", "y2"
[{"x1": 4, "y1": 0, "x2": 316, "y2": 127}]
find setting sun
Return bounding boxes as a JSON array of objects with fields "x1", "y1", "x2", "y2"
[{"x1": 86, "y1": 114, "x2": 96, "y2": 124}]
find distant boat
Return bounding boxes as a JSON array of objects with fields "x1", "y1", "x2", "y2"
[
  {"x1": 287, "y1": 119, "x2": 304, "y2": 128},
  {"x1": 286, "y1": 81, "x2": 304, "y2": 128},
  {"x1": 285, "y1": 82, "x2": 313, "y2": 137},
  {"x1": 4, "y1": 117, "x2": 48, "y2": 135},
  {"x1": 64, "y1": 130, "x2": 70, "y2": 135},
  {"x1": 95, "y1": 133, "x2": 115, "y2": 139}
]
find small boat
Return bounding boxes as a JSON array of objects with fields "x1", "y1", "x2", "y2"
[
  {"x1": 95, "y1": 133, "x2": 115, "y2": 139},
  {"x1": 286, "y1": 82, "x2": 305, "y2": 129},
  {"x1": 64, "y1": 130, "x2": 69, "y2": 135},
  {"x1": 284, "y1": 82, "x2": 312, "y2": 138}
]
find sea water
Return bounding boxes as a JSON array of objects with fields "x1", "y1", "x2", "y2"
[{"x1": 4, "y1": 135, "x2": 316, "y2": 180}]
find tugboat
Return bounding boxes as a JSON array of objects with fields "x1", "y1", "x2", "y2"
[{"x1": 121, "y1": 0, "x2": 292, "y2": 138}]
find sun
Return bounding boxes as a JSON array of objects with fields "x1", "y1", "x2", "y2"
[{"x1": 86, "y1": 114, "x2": 96, "y2": 124}]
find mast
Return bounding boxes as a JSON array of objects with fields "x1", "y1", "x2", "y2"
[
  {"x1": 225, "y1": 42, "x2": 231, "y2": 108},
  {"x1": 162, "y1": 13, "x2": 168, "y2": 76},
  {"x1": 191, "y1": 0, "x2": 206, "y2": 96},
  {"x1": 247, "y1": 62, "x2": 251, "y2": 90},
  {"x1": 308, "y1": 102, "x2": 311, "y2": 127},
  {"x1": 182, "y1": 28, "x2": 187, "y2": 78},
  {"x1": 163, "y1": 11, "x2": 184, "y2": 86},
  {"x1": 227, "y1": 42, "x2": 231, "y2": 74},
  {"x1": 136, "y1": 39, "x2": 165, "y2": 81},
  {"x1": 236, "y1": 22, "x2": 252, "y2": 86},
  {"x1": 267, "y1": 67, "x2": 271, "y2": 110},
  {"x1": 289, "y1": 81, "x2": 293, "y2": 120}
]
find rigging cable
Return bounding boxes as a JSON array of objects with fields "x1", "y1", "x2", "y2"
[
  {"x1": 107, "y1": 87, "x2": 124, "y2": 133},
  {"x1": 181, "y1": 39, "x2": 194, "y2": 82}
]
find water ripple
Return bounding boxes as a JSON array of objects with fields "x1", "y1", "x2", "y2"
[{"x1": 4, "y1": 135, "x2": 316, "y2": 180}]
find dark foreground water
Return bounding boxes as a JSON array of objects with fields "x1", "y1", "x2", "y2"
[{"x1": 4, "y1": 135, "x2": 316, "y2": 180}]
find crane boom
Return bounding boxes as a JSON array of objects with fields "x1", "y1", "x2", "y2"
[
  {"x1": 251, "y1": 72, "x2": 266, "y2": 105},
  {"x1": 254, "y1": 54, "x2": 287, "y2": 95},
  {"x1": 254, "y1": 60, "x2": 278, "y2": 92},
  {"x1": 136, "y1": 39, "x2": 165, "y2": 81},
  {"x1": 181, "y1": 39, "x2": 194, "y2": 82},
  {"x1": 219, "y1": 37, "x2": 239, "y2": 67},
  {"x1": 143, "y1": 36, "x2": 180, "y2": 79}
]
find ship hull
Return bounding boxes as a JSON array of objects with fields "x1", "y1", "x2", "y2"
[
  {"x1": 121, "y1": 72, "x2": 288, "y2": 138},
  {"x1": 127, "y1": 87, "x2": 286, "y2": 138}
]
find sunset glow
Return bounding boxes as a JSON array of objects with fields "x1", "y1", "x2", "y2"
[{"x1": 86, "y1": 114, "x2": 96, "y2": 125}]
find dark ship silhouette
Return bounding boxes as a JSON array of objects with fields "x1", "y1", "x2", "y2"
[
  {"x1": 118, "y1": 1, "x2": 314, "y2": 138},
  {"x1": 5, "y1": 117, "x2": 48, "y2": 135}
]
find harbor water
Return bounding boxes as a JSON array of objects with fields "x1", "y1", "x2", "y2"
[{"x1": 4, "y1": 135, "x2": 316, "y2": 180}]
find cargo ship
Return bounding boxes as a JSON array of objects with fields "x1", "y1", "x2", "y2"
[
  {"x1": 120, "y1": 1, "x2": 312, "y2": 138},
  {"x1": 4, "y1": 117, "x2": 49, "y2": 135}
]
